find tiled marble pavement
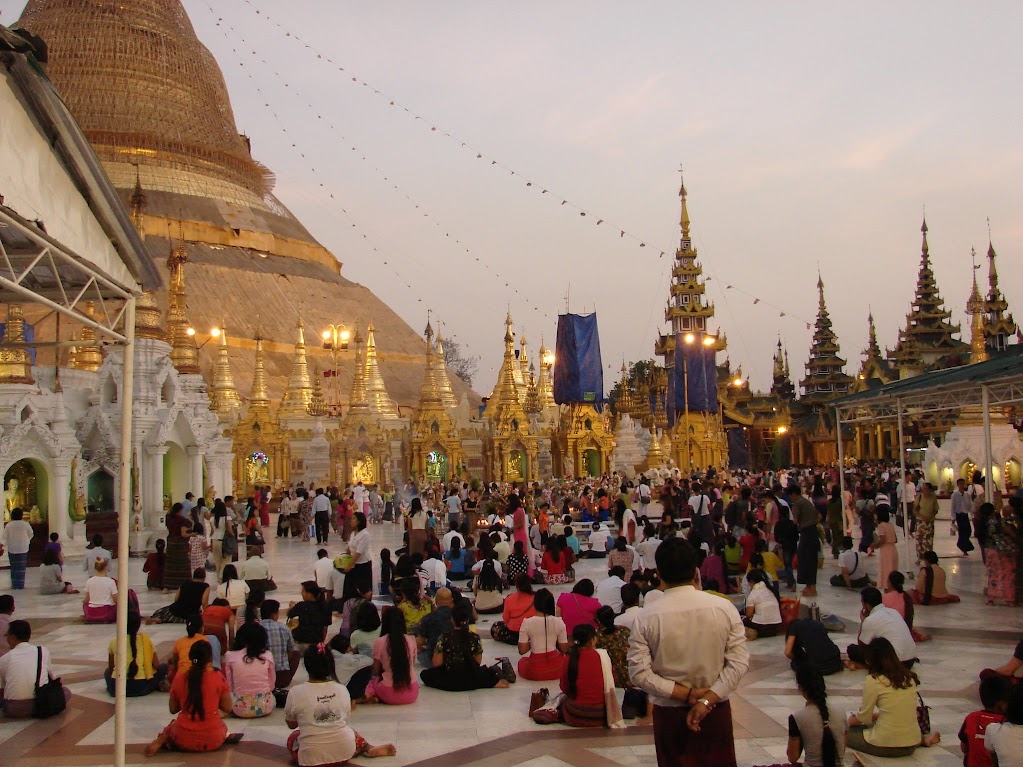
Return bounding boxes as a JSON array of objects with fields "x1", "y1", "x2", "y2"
[{"x1": 2, "y1": 513, "x2": 1020, "y2": 767}]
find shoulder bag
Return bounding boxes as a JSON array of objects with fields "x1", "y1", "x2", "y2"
[{"x1": 33, "y1": 647, "x2": 67, "y2": 718}]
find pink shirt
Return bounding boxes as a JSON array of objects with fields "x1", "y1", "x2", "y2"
[
  {"x1": 556, "y1": 592, "x2": 601, "y2": 633},
  {"x1": 223, "y1": 650, "x2": 275, "y2": 696},
  {"x1": 372, "y1": 635, "x2": 418, "y2": 689}
]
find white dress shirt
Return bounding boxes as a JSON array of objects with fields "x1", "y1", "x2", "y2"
[
  {"x1": 859, "y1": 605, "x2": 917, "y2": 662},
  {"x1": 242, "y1": 556, "x2": 271, "y2": 580},
  {"x1": 313, "y1": 556, "x2": 335, "y2": 590},
  {"x1": 0, "y1": 642, "x2": 54, "y2": 701},
  {"x1": 596, "y1": 575, "x2": 626, "y2": 612},
  {"x1": 0, "y1": 520, "x2": 33, "y2": 554},
  {"x1": 346, "y1": 529, "x2": 372, "y2": 564},
  {"x1": 615, "y1": 605, "x2": 642, "y2": 631},
  {"x1": 628, "y1": 584, "x2": 749, "y2": 706},
  {"x1": 312, "y1": 494, "x2": 332, "y2": 515}
]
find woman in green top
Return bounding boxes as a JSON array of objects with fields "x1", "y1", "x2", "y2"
[
  {"x1": 105, "y1": 611, "x2": 169, "y2": 696},
  {"x1": 420, "y1": 601, "x2": 512, "y2": 691},
  {"x1": 846, "y1": 637, "x2": 941, "y2": 757}
]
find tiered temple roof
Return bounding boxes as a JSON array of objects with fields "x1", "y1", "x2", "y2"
[
  {"x1": 799, "y1": 276, "x2": 854, "y2": 409},
  {"x1": 984, "y1": 237, "x2": 1017, "y2": 354}
]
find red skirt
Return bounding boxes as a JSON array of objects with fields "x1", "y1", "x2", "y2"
[
  {"x1": 517, "y1": 651, "x2": 562, "y2": 681},
  {"x1": 652, "y1": 701, "x2": 736, "y2": 767}
]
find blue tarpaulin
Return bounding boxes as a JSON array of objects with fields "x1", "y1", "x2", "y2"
[
  {"x1": 727, "y1": 427, "x2": 750, "y2": 470},
  {"x1": 672, "y1": 334, "x2": 718, "y2": 415},
  {"x1": 0, "y1": 321, "x2": 36, "y2": 364},
  {"x1": 554, "y1": 313, "x2": 604, "y2": 405}
]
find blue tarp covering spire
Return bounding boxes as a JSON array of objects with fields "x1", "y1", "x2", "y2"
[
  {"x1": 672, "y1": 333, "x2": 718, "y2": 415},
  {"x1": 553, "y1": 313, "x2": 604, "y2": 405}
]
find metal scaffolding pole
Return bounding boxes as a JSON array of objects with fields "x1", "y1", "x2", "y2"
[
  {"x1": 896, "y1": 398, "x2": 911, "y2": 575},
  {"x1": 113, "y1": 298, "x2": 136, "y2": 767},
  {"x1": 982, "y1": 385, "x2": 994, "y2": 503}
]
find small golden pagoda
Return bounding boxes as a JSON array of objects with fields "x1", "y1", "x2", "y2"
[
  {"x1": 642, "y1": 427, "x2": 667, "y2": 471},
  {"x1": 409, "y1": 320, "x2": 463, "y2": 483},
  {"x1": 968, "y1": 249, "x2": 989, "y2": 364},
  {"x1": 536, "y1": 337, "x2": 556, "y2": 412},
  {"x1": 0, "y1": 305, "x2": 35, "y2": 384},
  {"x1": 69, "y1": 301, "x2": 103, "y2": 372},
  {"x1": 555, "y1": 402, "x2": 615, "y2": 478},
  {"x1": 209, "y1": 325, "x2": 243, "y2": 418},
  {"x1": 432, "y1": 324, "x2": 459, "y2": 409},
  {"x1": 278, "y1": 320, "x2": 314, "y2": 418},
  {"x1": 363, "y1": 322, "x2": 399, "y2": 417},
  {"x1": 983, "y1": 236, "x2": 1016, "y2": 354},
  {"x1": 484, "y1": 313, "x2": 538, "y2": 482},
  {"x1": 614, "y1": 362, "x2": 634, "y2": 419},
  {"x1": 227, "y1": 327, "x2": 289, "y2": 494}
]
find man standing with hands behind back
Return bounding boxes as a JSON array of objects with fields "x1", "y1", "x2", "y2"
[{"x1": 628, "y1": 537, "x2": 749, "y2": 766}]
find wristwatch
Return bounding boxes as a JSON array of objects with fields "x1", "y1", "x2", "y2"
[{"x1": 696, "y1": 697, "x2": 713, "y2": 709}]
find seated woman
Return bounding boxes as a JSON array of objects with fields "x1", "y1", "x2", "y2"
[
  {"x1": 328, "y1": 633, "x2": 374, "y2": 701},
  {"x1": 755, "y1": 663, "x2": 846, "y2": 767},
  {"x1": 145, "y1": 640, "x2": 236, "y2": 756},
  {"x1": 395, "y1": 579, "x2": 433, "y2": 634},
  {"x1": 349, "y1": 601, "x2": 382, "y2": 658},
  {"x1": 491, "y1": 575, "x2": 537, "y2": 644},
  {"x1": 82, "y1": 557, "x2": 118, "y2": 623},
  {"x1": 846, "y1": 637, "x2": 941, "y2": 757},
  {"x1": 363, "y1": 607, "x2": 419, "y2": 705},
  {"x1": 202, "y1": 597, "x2": 236, "y2": 652},
  {"x1": 215, "y1": 565, "x2": 250, "y2": 611},
  {"x1": 785, "y1": 618, "x2": 842, "y2": 676},
  {"x1": 421, "y1": 601, "x2": 512, "y2": 691},
  {"x1": 517, "y1": 588, "x2": 569, "y2": 681},
  {"x1": 723, "y1": 534, "x2": 742, "y2": 575},
  {"x1": 743, "y1": 569, "x2": 783, "y2": 639},
  {"x1": 984, "y1": 684, "x2": 1023, "y2": 767},
  {"x1": 287, "y1": 581, "x2": 331, "y2": 649},
  {"x1": 700, "y1": 542, "x2": 727, "y2": 595},
  {"x1": 882, "y1": 571, "x2": 931, "y2": 643},
  {"x1": 594, "y1": 606, "x2": 630, "y2": 688},
  {"x1": 552, "y1": 624, "x2": 622, "y2": 728},
  {"x1": 505, "y1": 540, "x2": 531, "y2": 584},
  {"x1": 980, "y1": 637, "x2": 1023, "y2": 684},
  {"x1": 151, "y1": 568, "x2": 210, "y2": 624},
  {"x1": 907, "y1": 551, "x2": 961, "y2": 606},
  {"x1": 224, "y1": 622, "x2": 276, "y2": 718},
  {"x1": 443, "y1": 538, "x2": 473, "y2": 581},
  {"x1": 105, "y1": 611, "x2": 168, "y2": 697},
  {"x1": 285, "y1": 644, "x2": 396, "y2": 766},
  {"x1": 39, "y1": 549, "x2": 78, "y2": 595},
  {"x1": 540, "y1": 538, "x2": 570, "y2": 585},
  {"x1": 339, "y1": 583, "x2": 374, "y2": 638},
  {"x1": 607, "y1": 537, "x2": 635, "y2": 576},
  {"x1": 472, "y1": 554, "x2": 505, "y2": 614},
  {"x1": 556, "y1": 580, "x2": 601, "y2": 634},
  {"x1": 169, "y1": 614, "x2": 215, "y2": 682},
  {"x1": 143, "y1": 540, "x2": 165, "y2": 591}
]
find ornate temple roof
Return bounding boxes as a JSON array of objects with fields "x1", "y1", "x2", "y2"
[{"x1": 799, "y1": 275, "x2": 853, "y2": 408}]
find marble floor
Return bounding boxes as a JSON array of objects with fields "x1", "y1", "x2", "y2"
[{"x1": 1, "y1": 510, "x2": 1020, "y2": 767}]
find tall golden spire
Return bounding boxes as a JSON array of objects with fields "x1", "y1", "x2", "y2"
[
  {"x1": 166, "y1": 226, "x2": 200, "y2": 375},
  {"x1": 968, "y1": 248, "x2": 989, "y2": 364},
  {"x1": 364, "y1": 321, "x2": 398, "y2": 417},
  {"x1": 537, "y1": 336, "x2": 556, "y2": 411},
  {"x1": 347, "y1": 324, "x2": 369, "y2": 414},
  {"x1": 210, "y1": 325, "x2": 242, "y2": 416},
  {"x1": 307, "y1": 366, "x2": 329, "y2": 417},
  {"x1": 69, "y1": 301, "x2": 103, "y2": 372},
  {"x1": 432, "y1": 323, "x2": 458, "y2": 408},
  {"x1": 615, "y1": 361, "x2": 634, "y2": 414},
  {"x1": 679, "y1": 170, "x2": 691, "y2": 240},
  {"x1": 279, "y1": 319, "x2": 314, "y2": 416},
  {"x1": 418, "y1": 318, "x2": 442, "y2": 406},
  {"x1": 524, "y1": 363, "x2": 541, "y2": 414},
  {"x1": 249, "y1": 325, "x2": 270, "y2": 410},
  {"x1": 0, "y1": 304, "x2": 34, "y2": 384},
  {"x1": 129, "y1": 165, "x2": 146, "y2": 235},
  {"x1": 484, "y1": 312, "x2": 525, "y2": 422}
]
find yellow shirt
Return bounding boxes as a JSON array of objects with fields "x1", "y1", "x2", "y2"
[
  {"x1": 855, "y1": 675, "x2": 922, "y2": 748},
  {"x1": 747, "y1": 551, "x2": 783, "y2": 582},
  {"x1": 107, "y1": 632, "x2": 156, "y2": 680},
  {"x1": 171, "y1": 635, "x2": 206, "y2": 669}
]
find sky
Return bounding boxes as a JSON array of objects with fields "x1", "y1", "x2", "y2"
[{"x1": 3, "y1": 1, "x2": 1022, "y2": 395}]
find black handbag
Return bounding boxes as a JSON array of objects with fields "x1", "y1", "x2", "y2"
[
  {"x1": 221, "y1": 534, "x2": 238, "y2": 557},
  {"x1": 33, "y1": 647, "x2": 67, "y2": 718},
  {"x1": 622, "y1": 687, "x2": 648, "y2": 719}
]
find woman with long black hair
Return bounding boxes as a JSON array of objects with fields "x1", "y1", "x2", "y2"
[
  {"x1": 363, "y1": 607, "x2": 418, "y2": 704},
  {"x1": 224, "y1": 622, "x2": 275, "y2": 717},
  {"x1": 772, "y1": 663, "x2": 845, "y2": 767},
  {"x1": 558, "y1": 624, "x2": 608, "y2": 727},
  {"x1": 209, "y1": 499, "x2": 235, "y2": 580},
  {"x1": 420, "y1": 601, "x2": 511, "y2": 691},
  {"x1": 163, "y1": 502, "x2": 193, "y2": 591},
  {"x1": 145, "y1": 640, "x2": 234, "y2": 755}
]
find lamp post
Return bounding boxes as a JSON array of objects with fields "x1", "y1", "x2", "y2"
[
  {"x1": 186, "y1": 326, "x2": 221, "y2": 350},
  {"x1": 321, "y1": 323, "x2": 350, "y2": 417},
  {"x1": 680, "y1": 332, "x2": 715, "y2": 469}
]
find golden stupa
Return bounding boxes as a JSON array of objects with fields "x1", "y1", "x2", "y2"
[{"x1": 17, "y1": 0, "x2": 475, "y2": 408}]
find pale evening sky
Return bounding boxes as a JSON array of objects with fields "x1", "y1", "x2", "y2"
[{"x1": 4, "y1": 1, "x2": 1022, "y2": 396}]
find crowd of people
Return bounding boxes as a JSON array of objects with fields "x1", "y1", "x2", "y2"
[{"x1": 2, "y1": 463, "x2": 1022, "y2": 767}]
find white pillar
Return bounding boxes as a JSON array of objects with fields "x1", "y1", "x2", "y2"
[
  {"x1": 187, "y1": 446, "x2": 204, "y2": 498},
  {"x1": 145, "y1": 445, "x2": 166, "y2": 530},
  {"x1": 50, "y1": 461, "x2": 71, "y2": 545},
  {"x1": 982, "y1": 385, "x2": 994, "y2": 503}
]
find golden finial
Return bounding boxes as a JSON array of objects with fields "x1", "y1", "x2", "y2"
[
  {"x1": 279, "y1": 318, "x2": 314, "y2": 416},
  {"x1": 210, "y1": 325, "x2": 242, "y2": 416},
  {"x1": 920, "y1": 214, "x2": 929, "y2": 257},
  {"x1": 0, "y1": 304, "x2": 34, "y2": 384},
  {"x1": 166, "y1": 223, "x2": 200, "y2": 375},
  {"x1": 968, "y1": 247, "x2": 988, "y2": 363},
  {"x1": 307, "y1": 366, "x2": 329, "y2": 417},
  {"x1": 348, "y1": 322, "x2": 369, "y2": 413},
  {"x1": 128, "y1": 165, "x2": 147, "y2": 237},
  {"x1": 249, "y1": 322, "x2": 270, "y2": 407},
  {"x1": 678, "y1": 166, "x2": 691, "y2": 240},
  {"x1": 524, "y1": 364, "x2": 541, "y2": 414},
  {"x1": 432, "y1": 322, "x2": 458, "y2": 408},
  {"x1": 364, "y1": 321, "x2": 398, "y2": 417}
]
